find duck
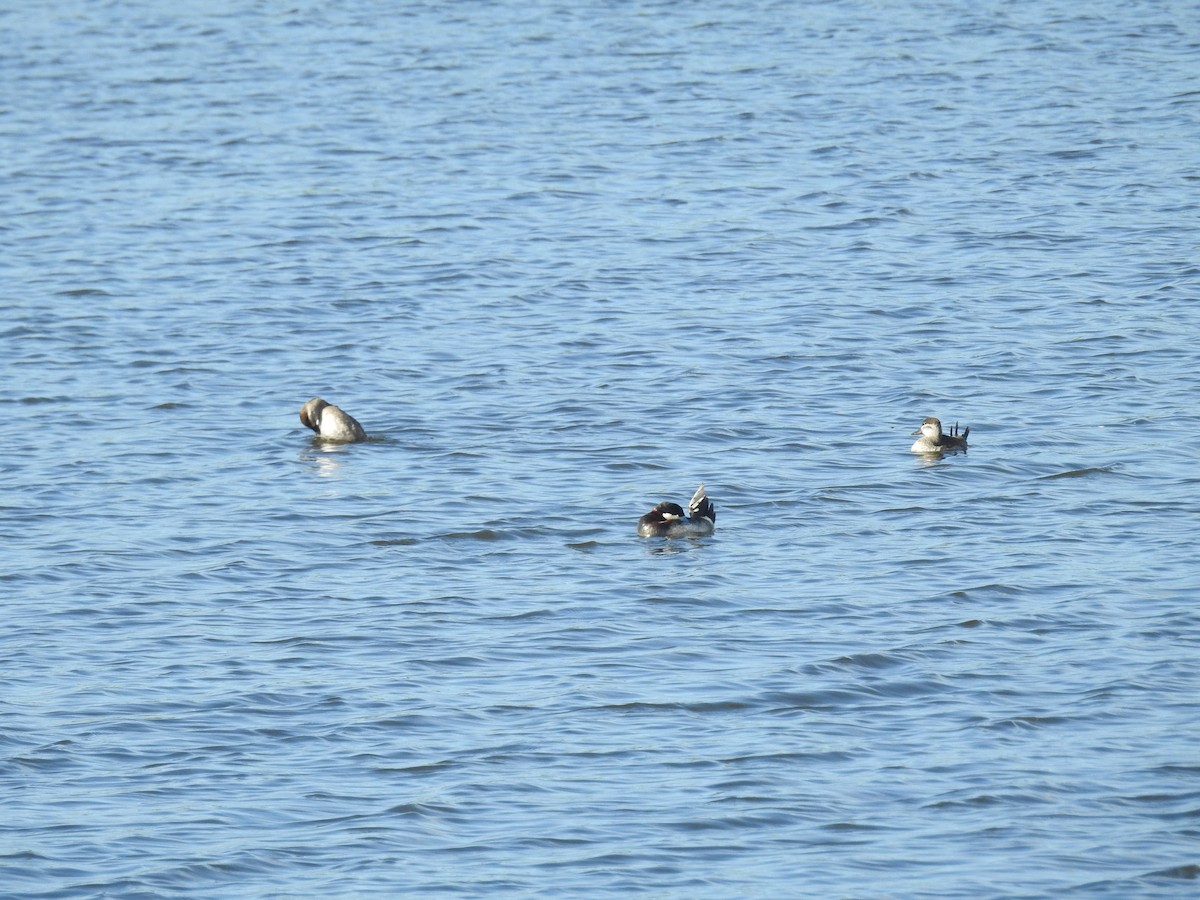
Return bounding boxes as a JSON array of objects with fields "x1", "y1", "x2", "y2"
[
  {"x1": 911, "y1": 417, "x2": 968, "y2": 453},
  {"x1": 300, "y1": 397, "x2": 367, "y2": 442},
  {"x1": 637, "y1": 483, "x2": 716, "y2": 538}
]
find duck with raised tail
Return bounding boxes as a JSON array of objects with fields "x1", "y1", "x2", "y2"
[
  {"x1": 910, "y1": 417, "x2": 968, "y2": 453},
  {"x1": 637, "y1": 483, "x2": 716, "y2": 538}
]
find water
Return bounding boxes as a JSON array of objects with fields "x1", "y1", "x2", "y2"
[{"x1": 3, "y1": 0, "x2": 1199, "y2": 896}]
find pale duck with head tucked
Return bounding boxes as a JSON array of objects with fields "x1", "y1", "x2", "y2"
[
  {"x1": 300, "y1": 397, "x2": 367, "y2": 442},
  {"x1": 910, "y1": 416, "x2": 969, "y2": 453},
  {"x1": 637, "y1": 483, "x2": 716, "y2": 538}
]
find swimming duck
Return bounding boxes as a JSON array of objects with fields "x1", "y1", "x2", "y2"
[
  {"x1": 637, "y1": 483, "x2": 716, "y2": 538},
  {"x1": 300, "y1": 397, "x2": 367, "y2": 442},
  {"x1": 910, "y1": 417, "x2": 968, "y2": 453}
]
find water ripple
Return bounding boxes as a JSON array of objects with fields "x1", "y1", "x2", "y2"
[{"x1": 3, "y1": 0, "x2": 1198, "y2": 896}]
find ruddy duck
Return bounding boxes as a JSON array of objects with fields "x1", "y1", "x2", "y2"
[
  {"x1": 911, "y1": 417, "x2": 968, "y2": 453},
  {"x1": 300, "y1": 397, "x2": 367, "y2": 442},
  {"x1": 637, "y1": 483, "x2": 716, "y2": 538}
]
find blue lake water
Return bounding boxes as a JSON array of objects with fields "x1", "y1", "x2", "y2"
[{"x1": 3, "y1": 0, "x2": 1199, "y2": 896}]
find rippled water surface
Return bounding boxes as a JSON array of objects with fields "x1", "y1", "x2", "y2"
[{"x1": 4, "y1": 1, "x2": 1199, "y2": 896}]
